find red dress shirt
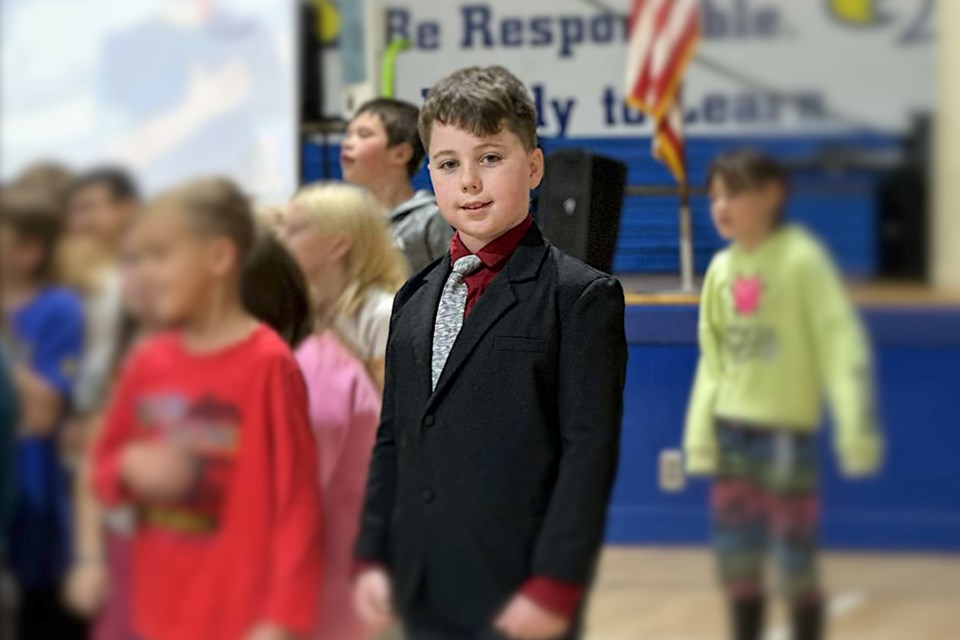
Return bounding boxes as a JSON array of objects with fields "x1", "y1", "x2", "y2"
[{"x1": 448, "y1": 216, "x2": 533, "y2": 319}]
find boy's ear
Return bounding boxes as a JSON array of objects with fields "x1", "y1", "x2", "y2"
[
  {"x1": 775, "y1": 180, "x2": 789, "y2": 204},
  {"x1": 18, "y1": 239, "x2": 46, "y2": 276},
  {"x1": 388, "y1": 142, "x2": 414, "y2": 170},
  {"x1": 208, "y1": 236, "x2": 239, "y2": 277},
  {"x1": 762, "y1": 180, "x2": 786, "y2": 211},
  {"x1": 528, "y1": 147, "x2": 545, "y2": 190},
  {"x1": 118, "y1": 199, "x2": 140, "y2": 221}
]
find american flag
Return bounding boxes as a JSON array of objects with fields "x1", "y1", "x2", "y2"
[{"x1": 624, "y1": 0, "x2": 701, "y2": 183}]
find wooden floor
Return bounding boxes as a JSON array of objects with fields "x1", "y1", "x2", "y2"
[{"x1": 586, "y1": 546, "x2": 960, "y2": 640}]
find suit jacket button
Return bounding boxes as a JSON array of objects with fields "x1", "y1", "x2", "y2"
[
  {"x1": 422, "y1": 415, "x2": 435, "y2": 427},
  {"x1": 421, "y1": 489, "x2": 435, "y2": 504}
]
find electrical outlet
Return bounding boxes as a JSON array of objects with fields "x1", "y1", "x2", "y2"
[{"x1": 659, "y1": 449, "x2": 686, "y2": 492}]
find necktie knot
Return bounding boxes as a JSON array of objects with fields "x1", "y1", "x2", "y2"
[{"x1": 453, "y1": 255, "x2": 482, "y2": 277}]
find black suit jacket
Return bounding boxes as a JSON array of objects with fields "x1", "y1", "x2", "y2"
[{"x1": 355, "y1": 224, "x2": 627, "y2": 629}]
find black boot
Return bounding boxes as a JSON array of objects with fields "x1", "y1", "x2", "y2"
[
  {"x1": 730, "y1": 597, "x2": 765, "y2": 640},
  {"x1": 792, "y1": 600, "x2": 825, "y2": 640}
]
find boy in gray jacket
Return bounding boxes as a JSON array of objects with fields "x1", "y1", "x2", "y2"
[{"x1": 341, "y1": 98, "x2": 452, "y2": 273}]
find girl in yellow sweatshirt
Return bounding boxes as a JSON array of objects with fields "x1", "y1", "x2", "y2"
[{"x1": 684, "y1": 149, "x2": 883, "y2": 640}]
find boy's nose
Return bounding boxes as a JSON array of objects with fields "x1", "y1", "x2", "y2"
[{"x1": 460, "y1": 169, "x2": 481, "y2": 194}]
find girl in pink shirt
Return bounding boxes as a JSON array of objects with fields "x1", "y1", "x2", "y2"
[
  {"x1": 296, "y1": 332, "x2": 380, "y2": 640},
  {"x1": 281, "y1": 184, "x2": 400, "y2": 639}
]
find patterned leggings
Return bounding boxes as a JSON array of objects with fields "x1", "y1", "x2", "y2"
[{"x1": 711, "y1": 420, "x2": 822, "y2": 605}]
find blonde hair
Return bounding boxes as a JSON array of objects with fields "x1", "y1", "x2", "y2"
[
  {"x1": 291, "y1": 182, "x2": 408, "y2": 318},
  {"x1": 56, "y1": 235, "x2": 114, "y2": 294},
  {"x1": 253, "y1": 203, "x2": 286, "y2": 235},
  {"x1": 13, "y1": 162, "x2": 75, "y2": 207}
]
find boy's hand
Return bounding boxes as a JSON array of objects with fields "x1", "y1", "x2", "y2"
[
  {"x1": 11, "y1": 363, "x2": 64, "y2": 437},
  {"x1": 63, "y1": 560, "x2": 108, "y2": 618},
  {"x1": 120, "y1": 440, "x2": 198, "y2": 501},
  {"x1": 243, "y1": 623, "x2": 296, "y2": 640},
  {"x1": 354, "y1": 567, "x2": 394, "y2": 633},
  {"x1": 494, "y1": 594, "x2": 570, "y2": 640}
]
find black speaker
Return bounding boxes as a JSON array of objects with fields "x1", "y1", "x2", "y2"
[
  {"x1": 877, "y1": 168, "x2": 927, "y2": 281},
  {"x1": 298, "y1": 0, "x2": 322, "y2": 122},
  {"x1": 537, "y1": 149, "x2": 627, "y2": 274},
  {"x1": 877, "y1": 115, "x2": 930, "y2": 281}
]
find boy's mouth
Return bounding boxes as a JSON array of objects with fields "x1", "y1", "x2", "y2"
[{"x1": 460, "y1": 200, "x2": 492, "y2": 212}]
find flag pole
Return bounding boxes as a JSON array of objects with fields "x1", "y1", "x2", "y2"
[
  {"x1": 623, "y1": 0, "x2": 701, "y2": 291},
  {"x1": 678, "y1": 182, "x2": 695, "y2": 292}
]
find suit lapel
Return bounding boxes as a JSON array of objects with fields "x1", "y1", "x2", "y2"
[
  {"x1": 427, "y1": 224, "x2": 549, "y2": 410},
  {"x1": 428, "y1": 270, "x2": 517, "y2": 406}
]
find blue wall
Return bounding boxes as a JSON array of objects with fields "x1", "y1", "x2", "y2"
[
  {"x1": 609, "y1": 304, "x2": 960, "y2": 552},
  {"x1": 304, "y1": 134, "x2": 901, "y2": 276}
]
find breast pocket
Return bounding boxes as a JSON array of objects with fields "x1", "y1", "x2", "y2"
[{"x1": 493, "y1": 336, "x2": 546, "y2": 354}]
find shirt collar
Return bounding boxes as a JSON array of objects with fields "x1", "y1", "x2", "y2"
[{"x1": 450, "y1": 216, "x2": 533, "y2": 269}]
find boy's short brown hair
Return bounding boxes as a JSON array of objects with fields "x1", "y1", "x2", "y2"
[
  {"x1": 68, "y1": 166, "x2": 140, "y2": 204},
  {"x1": 13, "y1": 161, "x2": 75, "y2": 207},
  {"x1": 150, "y1": 177, "x2": 256, "y2": 264},
  {"x1": 355, "y1": 98, "x2": 425, "y2": 179},
  {"x1": 707, "y1": 149, "x2": 789, "y2": 195},
  {"x1": 419, "y1": 66, "x2": 538, "y2": 154},
  {"x1": 0, "y1": 186, "x2": 65, "y2": 281}
]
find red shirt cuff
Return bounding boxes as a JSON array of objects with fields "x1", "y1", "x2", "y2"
[{"x1": 520, "y1": 577, "x2": 583, "y2": 620}]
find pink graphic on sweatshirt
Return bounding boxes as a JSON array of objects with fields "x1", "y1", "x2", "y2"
[{"x1": 733, "y1": 275, "x2": 763, "y2": 315}]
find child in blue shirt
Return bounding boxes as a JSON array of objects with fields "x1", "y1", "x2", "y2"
[
  {"x1": 1, "y1": 186, "x2": 86, "y2": 639},
  {"x1": 0, "y1": 343, "x2": 17, "y2": 560},
  {"x1": 0, "y1": 342, "x2": 17, "y2": 640}
]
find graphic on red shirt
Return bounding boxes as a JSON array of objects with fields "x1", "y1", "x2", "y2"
[
  {"x1": 732, "y1": 275, "x2": 763, "y2": 315},
  {"x1": 136, "y1": 394, "x2": 242, "y2": 534}
]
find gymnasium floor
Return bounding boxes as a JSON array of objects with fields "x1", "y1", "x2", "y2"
[{"x1": 585, "y1": 546, "x2": 960, "y2": 640}]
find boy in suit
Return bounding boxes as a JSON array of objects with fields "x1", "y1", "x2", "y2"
[{"x1": 354, "y1": 66, "x2": 628, "y2": 640}]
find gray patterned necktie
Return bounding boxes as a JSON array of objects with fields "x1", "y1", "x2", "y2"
[{"x1": 431, "y1": 255, "x2": 482, "y2": 390}]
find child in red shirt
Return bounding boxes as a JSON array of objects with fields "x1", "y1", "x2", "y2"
[{"x1": 91, "y1": 178, "x2": 323, "y2": 640}]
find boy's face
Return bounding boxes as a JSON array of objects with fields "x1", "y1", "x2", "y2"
[
  {"x1": 341, "y1": 112, "x2": 410, "y2": 187},
  {"x1": 135, "y1": 209, "x2": 220, "y2": 325},
  {"x1": 708, "y1": 176, "x2": 782, "y2": 242},
  {"x1": 427, "y1": 123, "x2": 543, "y2": 251},
  {"x1": 67, "y1": 183, "x2": 136, "y2": 250},
  {"x1": 119, "y1": 221, "x2": 159, "y2": 327},
  {"x1": 0, "y1": 224, "x2": 44, "y2": 285}
]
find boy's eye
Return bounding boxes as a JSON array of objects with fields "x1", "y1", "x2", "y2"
[
  {"x1": 480, "y1": 154, "x2": 502, "y2": 165},
  {"x1": 438, "y1": 159, "x2": 458, "y2": 171}
]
